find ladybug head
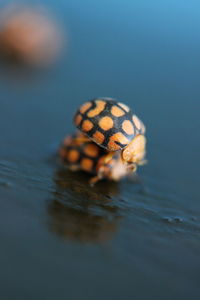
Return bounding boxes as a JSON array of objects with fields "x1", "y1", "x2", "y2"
[{"x1": 121, "y1": 135, "x2": 146, "y2": 164}]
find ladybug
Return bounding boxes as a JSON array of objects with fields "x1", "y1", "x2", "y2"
[
  {"x1": 59, "y1": 132, "x2": 137, "y2": 184},
  {"x1": 74, "y1": 97, "x2": 146, "y2": 164}
]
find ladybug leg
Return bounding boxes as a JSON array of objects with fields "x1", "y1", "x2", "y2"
[
  {"x1": 137, "y1": 158, "x2": 148, "y2": 166},
  {"x1": 89, "y1": 157, "x2": 113, "y2": 185},
  {"x1": 89, "y1": 153, "x2": 116, "y2": 185},
  {"x1": 89, "y1": 174, "x2": 102, "y2": 186},
  {"x1": 127, "y1": 162, "x2": 137, "y2": 172},
  {"x1": 103, "y1": 152, "x2": 115, "y2": 164}
]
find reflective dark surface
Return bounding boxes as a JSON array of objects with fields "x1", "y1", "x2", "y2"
[{"x1": 0, "y1": 1, "x2": 200, "y2": 299}]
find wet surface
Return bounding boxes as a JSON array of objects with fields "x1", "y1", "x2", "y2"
[{"x1": 0, "y1": 1, "x2": 200, "y2": 299}]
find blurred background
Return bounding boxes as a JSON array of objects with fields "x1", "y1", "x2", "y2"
[{"x1": 0, "y1": 1, "x2": 199, "y2": 299}]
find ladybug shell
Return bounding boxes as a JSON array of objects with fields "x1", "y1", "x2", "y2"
[
  {"x1": 59, "y1": 132, "x2": 136, "y2": 182},
  {"x1": 74, "y1": 98, "x2": 144, "y2": 151},
  {"x1": 59, "y1": 132, "x2": 108, "y2": 175}
]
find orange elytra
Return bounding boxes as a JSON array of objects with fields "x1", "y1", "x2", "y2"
[{"x1": 73, "y1": 98, "x2": 146, "y2": 164}]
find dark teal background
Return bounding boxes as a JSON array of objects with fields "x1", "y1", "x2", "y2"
[{"x1": 0, "y1": 1, "x2": 200, "y2": 299}]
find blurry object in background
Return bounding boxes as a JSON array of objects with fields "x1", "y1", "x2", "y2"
[{"x1": 0, "y1": 5, "x2": 63, "y2": 66}]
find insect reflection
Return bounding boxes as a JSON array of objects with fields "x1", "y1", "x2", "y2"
[{"x1": 47, "y1": 168, "x2": 124, "y2": 243}]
